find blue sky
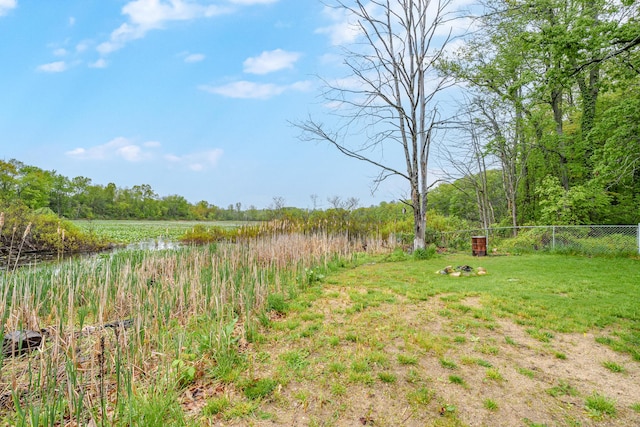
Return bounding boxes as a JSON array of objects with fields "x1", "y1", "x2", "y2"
[{"x1": 0, "y1": 0, "x2": 463, "y2": 209}]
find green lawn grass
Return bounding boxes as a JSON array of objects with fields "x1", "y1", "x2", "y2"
[{"x1": 330, "y1": 253, "x2": 640, "y2": 356}]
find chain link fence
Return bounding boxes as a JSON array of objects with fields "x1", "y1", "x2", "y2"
[{"x1": 437, "y1": 225, "x2": 640, "y2": 257}]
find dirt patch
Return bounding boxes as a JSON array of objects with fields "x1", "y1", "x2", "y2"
[{"x1": 238, "y1": 289, "x2": 640, "y2": 427}]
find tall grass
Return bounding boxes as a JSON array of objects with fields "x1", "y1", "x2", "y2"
[{"x1": 0, "y1": 232, "x2": 375, "y2": 425}]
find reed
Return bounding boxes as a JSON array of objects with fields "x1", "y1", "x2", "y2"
[{"x1": 0, "y1": 231, "x2": 378, "y2": 425}]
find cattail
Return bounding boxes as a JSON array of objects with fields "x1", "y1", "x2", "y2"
[{"x1": 22, "y1": 222, "x2": 32, "y2": 240}]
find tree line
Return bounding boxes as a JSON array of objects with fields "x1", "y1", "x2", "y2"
[
  {"x1": 295, "y1": 0, "x2": 638, "y2": 252},
  {"x1": 434, "y1": 0, "x2": 639, "y2": 227},
  {"x1": 0, "y1": 158, "x2": 417, "y2": 229}
]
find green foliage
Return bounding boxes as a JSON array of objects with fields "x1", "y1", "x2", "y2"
[
  {"x1": 243, "y1": 378, "x2": 278, "y2": 400},
  {"x1": 202, "y1": 396, "x2": 230, "y2": 416},
  {"x1": 602, "y1": 361, "x2": 625, "y2": 373},
  {"x1": 536, "y1": 176, "x2": 609, "y2": 225},
  {"x1": 413, "y1": 244, "x2": 437, "y2": 260},
  {"x1": 266, "y1": 293, "x2": 288, "y2": 314},
  {"x1": 1, "y1": 202, "x2": 109, "y2": 254},
  {"x1": 585, "y1": 393, "x2": 617, "y2": 419},
  {"x1": 483, "y1": 399, "x2": 498, "y2": 411}
]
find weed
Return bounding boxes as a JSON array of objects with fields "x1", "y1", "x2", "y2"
[
  {"x1": 453, "y1": 335, "x2": 466, "y2": 344},
  {"x1": 523, "y1": 419, "x2": 548, "y2": 427},
  {"x1": 328, "y1": 336, "x2": 340, "y2": 346},
  {"x1": 344, "y1": 332, "x2": 359, "y2": 342},
  {"x1": 266, "y1": 293, "x2": 288, "y2": 314},
  {"x1": 475, "y1": 343, "x2": 499, "y2": 355},
  {"x1": 223, "y1": 401, "x2": 256, "y2": 419},
  {"x1": 171, "y1": 359, "x2": 196, "y2": 388},
  {"x1": 585, "y1": 392, "x2": 617, "y2": 419},
  {"x1": 505, "y1": 336, "x2": 517, "y2": 345},
  {"x1": 397, "y1": 353, "x2": 418, "y2": 365},
  {"x1": 378, "y1": 372, "x2": 397, "y2": 383},
  {"x1": 631, "y1": 403, "x2": 640, "y2": 413},
  {"x1": 280, "y1": 350, "x2": 310, "y2": 371},
  {"x1": 483, "y1": 399, "x2": 498, "y2": 411},
  {"x1": 439, "y1": 403, "x2": 457, "y2": 416},
  {"x1": 448, "y1": 375, "x2": 465, "y2": 386},
  {"x1": 408, "y1": 387, "x2": 435, "y2": 405},
  {"x1": 406, "y1": 369, "x2": 422, "y2": 384},
  {"x1": 440, "y1": 358, "x2": 458, "y2": 369},
  {"x1": 547, "y1": 380, "x2": 579, "y2": 397},
  {"x1": 328, "y1": 362, "x2": 346, "y2": 373},
  {"x1": 527, "y1": 329, "x2": 554, "y2": 342},
  {"x1": 602, "y1": 361, "x2": 625, "y2": 373},
  {"x1": 485, "y1": 368, "x2": 504, "y2": 382},
  {"x1": 203, "y1": 396, "x2": 230, "y2": 416},
  {"x1": 351, "y1": 359, "x2": 370, "y2": 373},
  {"x1": 475, "y1": 359, "x2": 493, "y2": 368},
  {"x1": 293, "y1": 390, "x2": 309, "y2": 403},
  {"x1": 517, "y1": 367, "x2": 535, "y2": 378},
  {"x1": 331, "y1": 383, "x2": 347, "y2": 396},
  {"x1": 555, "y1": 352, "x2": 567, "y2": 360},
  {"x1": 243, "y1": 378, "x2": 278, "y2": 400},
  {"x1": 348, "y1": 372, "x2": 375, "y2": 385}
]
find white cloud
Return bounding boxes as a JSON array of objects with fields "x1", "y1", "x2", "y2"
[
  {"x1": 198, "y1": 80, "x2": 311, "y2": 99},
  {"x1": 69, "y1": 16, "x2": 76, "y2": 26},
  {"x1": 0, "y1": 0, "x2": 16, "y2": 16},
  {"x1": 37, "y1": 61, "x2": 67, "y2": 73},
  {"x1": 164, "y1": 149, "x2": 223, "y2": 171},
  {"x1": 98, "y1": 0, "x2": 231, "y2": 55},
  {"x1": 89, "y1": 58, "x2": 108, "y2": 68},
  {"x1": 53, "y1": 48, "x2": 67, "y2": 57},
  {"x1": 66, "y1": 137, "x2": 158, "y2": 162},
  {"x1": 243, "y1": 49, "x2": 300, "y2": 75},
  {"x1": 76, "y1": 40, "x2": 91, "y2": 53},
  {"x1": 229, "y1": 0, "x2": 279, "y2": 4},
  {"x1": 184, "y1": 53, "x2": 205, "y2": 63},
  {"x1": 66, "y1": 137, "x2": 221, "y2": 171},
  {"x1": 315, "y1": 5, "x2": 361, "y2": 46}
]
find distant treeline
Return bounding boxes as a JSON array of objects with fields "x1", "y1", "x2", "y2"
[{"x1": 0, "y1": 159, "x2": 433, "y2": 237}]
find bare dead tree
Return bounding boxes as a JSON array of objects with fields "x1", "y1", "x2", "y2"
[{"x1": 294, "y1": 0, "x2": 457, "y2": 250}]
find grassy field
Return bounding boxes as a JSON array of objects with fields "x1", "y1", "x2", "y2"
[{"x1": 1, "y1": 236, "x2": 639, "y2": 426}]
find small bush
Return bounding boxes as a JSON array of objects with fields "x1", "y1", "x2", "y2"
[{"x1": 413, "y1": 244, "x2": 437, "y2": 260}]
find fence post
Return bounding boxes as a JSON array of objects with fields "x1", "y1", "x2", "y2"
[{"x1": 552, "y1": 226, "x2": 556, "y2": 251}]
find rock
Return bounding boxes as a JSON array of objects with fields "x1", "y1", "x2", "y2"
[
  {"x1": 449, "y1": 271, "x2": 462, "y2": 277},
  {"x1": 2, "y1": 330, "x2": 45, "y2": 357}
]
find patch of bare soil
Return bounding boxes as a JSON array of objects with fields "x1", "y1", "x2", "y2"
[{"x1": 238, "y1": 287, "x2": 640, "y2": 427}]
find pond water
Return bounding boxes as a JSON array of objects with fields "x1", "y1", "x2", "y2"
[{"x1": 1, "y1": 237, "x2": 182, "y2": 270}]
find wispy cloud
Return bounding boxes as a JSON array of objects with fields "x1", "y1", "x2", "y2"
[
  {"x1": 66, "y1": 137, "x2": 222, "y2": 171},
  {"x1": 183, "y1": 52, "x2": 205, "y2": 63},
  {"x1": 198, "y1": 80, "x2": 311, "y2": 99},
  {"x1": 89, "y1": 58, "x2": 108, "y2": 68},
  {"x1": 66, "y1": 137, "x2": 158, "y2": 162},
  {"x1": 315, "y1": 5, "x2": 361, "y2": 46},
  {"x1": 164, "y1": 149, "x2": 223, "y2": 171},
  {"x1": 37, "y1": 61, "x2": 67, "y2": 73},
  {"x1": 97, "y1": 0, "x2": 232, "y2": 55},
  {"x1": 243, "y1": 49, "x2": 300, "y2": 75},
  {"x1": 0, "y1": 0, "x2": 16, "y2": 17},
  {"x1": 229, "y1": 0, "x2": 279, "y2": 4}
]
